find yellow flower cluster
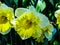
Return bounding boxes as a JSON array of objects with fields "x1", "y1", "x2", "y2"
[
  {"x1": 0, "y1": 2, "x2": 14, "y2": 35},
  {"x1": 0, "y1": 2, "x2": 56, "y2": 42},
  {"x1": 55, "y1": 10, "x2": 60, "y2": 27},
  {"x1": 14, "y1": 6, "x2": 56, "y2": 42}
]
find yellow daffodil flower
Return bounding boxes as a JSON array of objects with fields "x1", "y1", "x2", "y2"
[
  {"x1": 55, "y1": 10, "x2": 60, "y2": 28},
  {"x1": 14, "y1": 6, "x2": 56, "y2": 42},
  {"x1": 0, "y1": 2, "x2": 14, "y2": 35},
  {"x1": 15, "y1": 12, "x2": 42, "y2": 40}
]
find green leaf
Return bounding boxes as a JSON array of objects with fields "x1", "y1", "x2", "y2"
[
  {"x1": 49, "y1": 0, "x2": 54, "y2": 5},
  {"x1": 31, "y1": 0, "x2": 34, "y2": 5},
  {"x1": 4, "y1": 0, "x2": 12, "y2": 7},
  {"x1": 7, "y1": 43, "x2": 10, "y2": 45},
  {"x1": 22, "y1": 0, "x2": 27, "y2": 6},
  {"x1": 31, "y1": 41, "x2": 34, "y2": 45},
  {"x1": 53, "y1": 41, "x2": 59, "y2": 45},
  {"x1": 14, "y1": 0, "x2": 18, "y2": 7},
  {"x1": 52, "y1": 16, "x2": 54, "y2": 21},
  {"x1": 55, "y1": 3, "x2": 60, "y2": 9},
  {"x1": 49, "y1": 12, "x2": 52, "y2": 17},
  {"x1": 36, "y1": 0, "x2": 46, "y2": 12},
  {"x1": 22, "y1": 0, "x2": 31, "y2": 7}
]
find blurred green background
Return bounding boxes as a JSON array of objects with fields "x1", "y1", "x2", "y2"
[{"x1": 0, "y1": 0, "x2": 60, "y2": 45}]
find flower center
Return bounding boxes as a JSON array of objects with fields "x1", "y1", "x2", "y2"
[
  {"x1": 0, "y1": 16, "x2": 8, "y2": 24},
  {"x1": 25, "y1": 20, "x2": 32, "y2": 29}
]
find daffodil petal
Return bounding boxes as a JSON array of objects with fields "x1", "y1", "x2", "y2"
[
  {"x1": 55, "y1": 10, "x2": 60, "y2": 18},
  {"x1": 15, "y1": 8, "x2": 29, "y2": 17},
  {"x1": 54, "y1": 10, "x2": 60, "y2": 28},
  {"x1": 28, "y1": 6, "x2": 50, "y2": 28},
  {"x1": 0, "y1": 28, "x2": 11, "y2": 35},
  {"x1": 44, "y1": 32, "x2": 52, "y2": 41},
  {"x1": 28, "y1": 5, "x2": 36, "y2": 12},
  {"x1": 0, "y1": 3, "x2": 8, "y2": 9},
  {"x1": 44, "y1": 24, "x2": 56, "y2": 41}
]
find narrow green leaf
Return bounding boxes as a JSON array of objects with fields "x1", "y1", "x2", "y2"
[
  {"x1": 49, "y1": 0, "x2": 54, "y2": 5},
  {"x1": 31, "y1": 0, "x2": 34, "y2": 5},
  {"x1": 14, "y1": 0, "x2": 18, "y2": 7},
  {"x1": 31, "y1": 41, "x2": 34, "y2": 45},
  {"x1": 36, "y1": 0, "x2": 46, "y2": 12}
]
